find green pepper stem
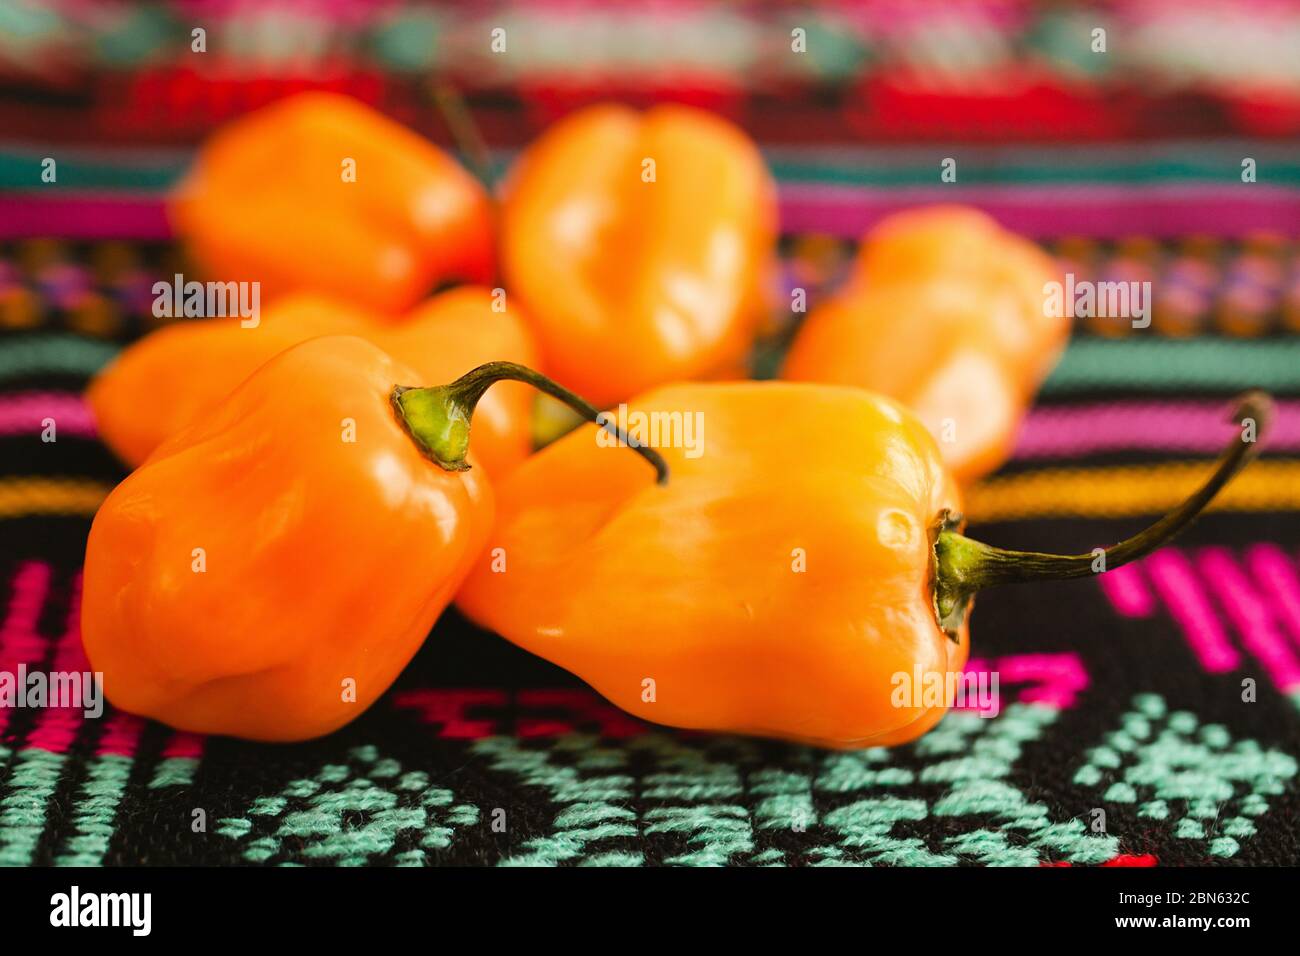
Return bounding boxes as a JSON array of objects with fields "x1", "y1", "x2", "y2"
[
  {"x1": 392, "y1": 361, "x2": 670, "y2": 484},
  {"x1": 428, "y1": 81, "x2": 494, "y2": 187},
  {"x1": 932, "y1": 389, "x2": 1273, "y2": 635}
]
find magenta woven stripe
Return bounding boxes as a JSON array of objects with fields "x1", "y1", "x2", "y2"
[
  {"x1": 0, "y1": 562, "x2": 52, "y2": 738},
  {"x1": 7, "y1": 184, "x2": 1300, "y2": 240},
  {"x1": 1143, "y1": 550, "x2": 1242, "y2": 674},
  {"x1": 1245, "y1": 545, "x2": 1300, "y2": 654},
  {"x1": 22, "y1": 573, "x2": 87, "y2": 754},
  {"x1": 0, "y1": 393, "x2": 97, "y2": 438},
  {"x1": 1197, "y1": 548, "x2": 1300, "y2": 693},
  {"x1": 1013, "y1": 401, "x2": 1300, "y2": 459},
  {"x1": 779, "y1": 184, "x2": 1300, "y2": 239},
  {"x1": 0, "y1": 195, "x2": 170, "y2": 239},
  {"x1": 7, "y1": 392, "x2": 1298, "y2": 464}
]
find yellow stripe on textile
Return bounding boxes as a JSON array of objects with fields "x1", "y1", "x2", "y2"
[
  {"x1": 965, "y1": 460, "x2": 1300, "y2": 523},
  {"x1": 0, "y1": 479, "x2": 111, "y2": 518}
]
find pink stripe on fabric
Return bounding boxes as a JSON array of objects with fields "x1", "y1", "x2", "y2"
[
  {"x1": 778, "y1": 184, "x2": 1300, "y2": 239},
  {"x1": 0, "y1": 562, "x2": 53, "y2": 735},
  {"x1": 0, "y1": 195, "x2": 171, "y2": 239},
  {"x1": 1097, "y1": 562, "x2": 1157, "y2": 618},
  {"x1": 12, "y1": 380, "x2": 1298, "y2": 463},
  {"x1": 0, "y1": 393, "x2": 97, "y2": 439},
  {"x1": 161, "y1": 732, "x2": 206, "y2": 760},
  {"x1": 1014, "y1": 401, "x2": 1300, "y2": 460},
  {"x1": 23, "y1": 574, "x2": 89, "y2": 754},
  {"x1": 1198, "y1": 547, "x2": 1300, "y2": 693},
  {"x1": 8, "y1": 186, "x2": 1300, "y2": 242},
  {"x1": 1144, "y1": 549, "x2": 1240, "y2": 673},
  {"x1": 0, "y1": 562, "x2": 51, "y2": 666},
  {"x1": 392, "y1": 689, "x2": 508, "y2": 738},
  {"x1": 515, "y1": 689, "x2": 649, "y2": 739},
  {"x1": 96, "y1": 712, "x2": 145, "y2": 758},
  {"x1": 1245, "y1": 544, "x2": 1300, "y2": 653},
  {"x1": 960, "y1": 653, "x2": 1088, "y2": 710}
]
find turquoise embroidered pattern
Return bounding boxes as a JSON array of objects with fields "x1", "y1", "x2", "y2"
[
  {"x1": 470, "y1": 703, "x2": 1125, "y2": 867},
  {"x1": 1073, "y1": 694, "x2": 1297, "y2": 858},
  {"x1": 215, "y1": 745, "x2": 480, "y2": 866}
]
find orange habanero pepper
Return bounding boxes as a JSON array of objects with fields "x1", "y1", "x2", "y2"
[
  {"x1": 169, "y1": 92, "x2": 495, "y2": 313},
  {"x1": 87, "y1": 286, "x2": 540, "y2": 479},
  {"x1": 501, "y1": 103, "x2": 778, "y2": 407},
  {"x1": 82, "y1": 336, "x2": 666, "y2": 741},
  {"x1": 457, "y1": 384, "x2": 1268, "y2": 749},
  {"x1": 783, "y1": 206, "x2": 1067, "y2": 483}
]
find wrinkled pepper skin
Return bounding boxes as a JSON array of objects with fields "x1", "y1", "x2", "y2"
[
  {"x1": 456, "y1": 381, "x2": 967, "y2": 749},
  {"x1": 852, "y1": 205, "x2": 1057, "y2": 332},
  {"x1": 783, "y1": 206, "x2": 1066, "y2": 483},
  {"x1": 500, "y1": 103, "x2": 778, "y2": 407},
  {"x1": 169, "y1": 92, "x2": 495, "y2": 313},
  {"x1": 87, "y1": 286, "x2": 540, "y2": 478},
  {"x1": 82, "y1": 336, "x2": 492, "y2": 741}
]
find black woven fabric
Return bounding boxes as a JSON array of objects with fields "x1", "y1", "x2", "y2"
[{"x1": 4, "y1": 295, "x2": 1300, "y2": 865}]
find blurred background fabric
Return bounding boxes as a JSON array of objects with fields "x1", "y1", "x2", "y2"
[{"x1": 0, "y1": 0, "x2": 1298, "y2": 866}]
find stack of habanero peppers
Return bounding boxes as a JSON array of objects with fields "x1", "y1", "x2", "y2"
[{"x1": 81, "y1": 92, "x2": 1270, "y2": 747}]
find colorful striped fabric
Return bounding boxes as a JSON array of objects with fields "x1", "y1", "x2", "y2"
[
  {"x1": 2, "y1": 107, "x2": 1300, "y2": 864},
  {"x1": 3, "y1": 234, "x2": 1298, "y2": 867},
  {"x1": 3, "y1": 0, "x2": 1297, "y2": 147},
  {"x1": 6, "y1": 141, "x2": 1300, "y2": 240}
]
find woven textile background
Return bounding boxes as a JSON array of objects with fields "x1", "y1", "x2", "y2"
[{"x1": 2, "y1": 0, "x2": 1300, "y2": 867}]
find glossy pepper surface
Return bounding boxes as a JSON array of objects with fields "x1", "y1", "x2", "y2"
[
  {"x1": 87, "y1": 286, "x2": 540, "y2": 478},
  {"x1": 169, "y1": 92, "x2": 495, "y2": 313},
  {"x1": 82, "y1": 337, "x2": 666, "y2": 741},
  {"x1": 500, "y1": 103, "x2": 778, "y2": 407},
  {"x1": 459, "y1": 381, "x2": 968, "y2": 748},
  {"x1": 458, "y1": 383, "x2": 1268, "y2": 749},
  {"x1": 83, "y1": 336, "x2": 493, "y2": 740},
  {"x1": 783, "y1": 206, "x2": 1067, "y2": 483}
]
